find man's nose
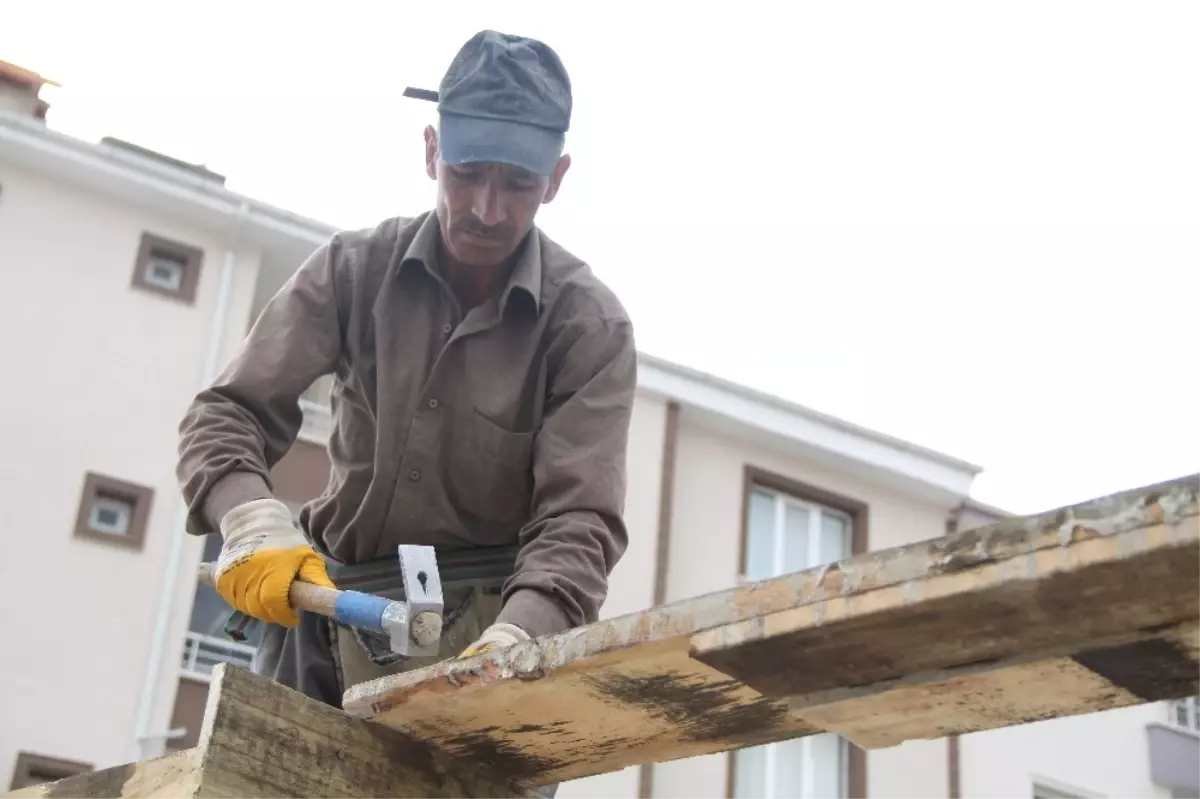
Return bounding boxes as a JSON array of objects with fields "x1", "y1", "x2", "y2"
[{"x1": 470, "y1": 183, "x2": 506, "y2": 227}]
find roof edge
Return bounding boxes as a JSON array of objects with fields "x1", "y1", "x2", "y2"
[
  {"x1": 639, "y1": 352, "x2": 983, "y2": 475},
  {"x1": 962, "y1": 496, "x2": 1014, "y2": 518},
  {"x1": 0, "y1": 110, "x2": 338, "y2": 247}
]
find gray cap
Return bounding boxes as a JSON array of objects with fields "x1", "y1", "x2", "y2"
[{"x1": 436, "y1": 30, "x2": 572, "y2": 177}]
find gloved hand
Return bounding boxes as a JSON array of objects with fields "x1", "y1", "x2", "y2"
[
  {"x1": 456, "y1": 622, "x2": 531, "y2": 659},
  {"x1": 214, "y1": 497, "x2": 334, "y2": 627}
]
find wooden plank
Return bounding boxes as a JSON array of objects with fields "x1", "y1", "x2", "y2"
[
  {"x1": 788, "y1": 621, "x2": 1200, "y2": 748},
  {"x1": 4, "y1": 665, "x2": 539, "y2": 799},
  {"x1": 342, "y1": 473, "x2": 1200, "y2": 785},
  {"x1": 352, "y1": 637, "x2": 819, "y2": 785},
  {"x1": 196, "y1": 663, "x2": 540, "y2": 798},
  {"x1": 4, "y1": 751, "x2": 200, "y2": 798},
  {"x1": 690, "y1": 488, "x2": 1198, "y2": 699}
]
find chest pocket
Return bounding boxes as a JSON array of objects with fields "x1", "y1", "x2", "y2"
[{"x1": 446, "y1": 407, "x2": 536, "y2": 529}]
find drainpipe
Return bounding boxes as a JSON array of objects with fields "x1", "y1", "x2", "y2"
[
  {"x1": 130, "y1": 201, "x2": 248, "y2": 761},
  {"x1": 945, "y1": 502, "x2": 965, "y2": 799}
]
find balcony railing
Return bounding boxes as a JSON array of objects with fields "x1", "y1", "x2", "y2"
[
  {"x1": 298, "y1": 375, "x2": 333, "y2": 444},
  {"x1": 180, "y1": 632, "x2": 257, "y2": 682},
  {"x1": 1147, "y1": 697, "x2": 1200, "y2": 796},
  {"x1": 1169, "y1": 696, "x2": 1200, "y2": 732}
]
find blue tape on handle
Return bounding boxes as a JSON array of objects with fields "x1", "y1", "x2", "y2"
[{"x1": 333, "y1": 590, "x2": 391, "y2": 633}]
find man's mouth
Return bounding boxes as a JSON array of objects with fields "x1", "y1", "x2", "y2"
[{"x1": 461, "y1": 229, "x2": 503, "y2": 245}]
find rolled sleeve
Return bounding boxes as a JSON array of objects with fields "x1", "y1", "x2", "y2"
[{"x1": 496, "y1": 315, "x2": 638, "y2": 638}]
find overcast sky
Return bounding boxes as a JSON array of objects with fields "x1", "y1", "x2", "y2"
[{"x1": 4, "y1": 1, "x2": 1197, "y2": 514}]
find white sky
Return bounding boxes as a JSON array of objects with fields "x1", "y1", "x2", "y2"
[{"x1": 3, "y1": 1, "x2": 1197, "y2": 515}]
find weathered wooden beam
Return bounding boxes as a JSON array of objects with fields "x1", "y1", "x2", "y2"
[
  {"x1": 690, "y1": 474, "x2": 1200, "y2": 747},
  {"x1": 4, "y1": 664, "x2": 539, "y2": 799},
  {"x1": 342, "y1": 474, "x2": 1200, "y2": 785},
  {"x1": 4, "y1": 751, "x2": 200, "y2": 799}
]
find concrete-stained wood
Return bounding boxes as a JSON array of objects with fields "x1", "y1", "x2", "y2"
[
  {"x1": 348, "y1": 640, "x2": 819, "y2": 785},
  {"x1": 3, "y1": 665, "x2": 539, "y2": 799},
  {"x1": 788, "y1": 621, "x2": 1198, "y2": 749},
  {"x1": 689, "y1": 481, "x2": 1197, "y2": 702},
  {"x1": 797, "y1": 654, "x2": 1137, "y2": 749},
  {"x1": 343, "y1": 474, "x2": 1199, "y2": 784},
  {"x1": 195, "y1": 664, "x2": 539, "y2": 798}
]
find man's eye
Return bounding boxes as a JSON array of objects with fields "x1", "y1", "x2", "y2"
[{"x1": 452, "y1": 169, "x2": 484, "y2": 183}]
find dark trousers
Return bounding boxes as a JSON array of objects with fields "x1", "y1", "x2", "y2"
[{"x1": 255, "y1": 608, "x2": 343, "y2": 707}]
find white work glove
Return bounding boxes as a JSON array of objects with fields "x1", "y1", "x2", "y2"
[
  {"x1": 214, "y1": 498, "x2": 334, "y2": 627},
  {"x1": 456, "y1": 622, "x2": 531, "y2": 659}
]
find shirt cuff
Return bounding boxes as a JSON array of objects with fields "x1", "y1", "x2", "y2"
[
  {"x1": 204, "y1": 471, "x2": 274, "y2": 533},
  {"x1": 496, "y1": 588, "x2": 573, "y2": 639}
]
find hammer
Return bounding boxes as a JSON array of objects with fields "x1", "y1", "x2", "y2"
[{"x1": 197, "y1": 544, "x2": 445, "y2": 657}]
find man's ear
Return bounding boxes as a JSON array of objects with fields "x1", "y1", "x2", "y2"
[
  {"x1": 423, "y1": 125, "x2": 439, "y2": 180},
  {"x1": 542, "y1": 153, "x2": 572, "y2": 204}
]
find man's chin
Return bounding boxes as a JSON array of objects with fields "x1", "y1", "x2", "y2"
[{"x1": 448, "y1": 237, "x2": 514, "y2": 268}]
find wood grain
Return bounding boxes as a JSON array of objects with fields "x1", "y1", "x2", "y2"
[
  {"x1": 690, "y1": 496, "x2": 1198, "y2": 698},
  {"x1": 343, "y1": 474, "x2": 1199, "y2": 785},
  {"x1": 194, "y1": 663, "x2": 539, "y2": 798},
  {"x1": 790, "y1": 621, "x2": 1199, "y2": 748},
  {"x1": 3, "y1": 665, "x2": 539, "y2": 799},
  {"x1": 4, "y1": 752, "x2": 200, "y2": 798}
]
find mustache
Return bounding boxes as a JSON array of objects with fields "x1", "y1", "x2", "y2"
[{"x1": 453, "y1": 217, "x2": 512, "y2": 239}]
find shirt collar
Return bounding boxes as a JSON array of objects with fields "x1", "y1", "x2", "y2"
[{"x1": 401, "y1": 211, "x2": 542, "y2": 317}]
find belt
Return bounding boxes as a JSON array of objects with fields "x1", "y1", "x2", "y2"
[
  {"x1": 325, "y1": 543, "x2": 520, "y2": 596},
  {"x1": 221, "y1": 543, "x2": 522, "y2": 643}
]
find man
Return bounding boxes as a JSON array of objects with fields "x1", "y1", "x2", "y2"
[{"x1": 176, "y1": 29, "x2": 636, "y2": 716}]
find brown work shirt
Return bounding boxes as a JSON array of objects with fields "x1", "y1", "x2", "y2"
[{"x1": 176, "y1": 211, "x2": 637, "y2": 638}]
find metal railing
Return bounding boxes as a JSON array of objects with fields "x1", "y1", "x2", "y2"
[
  {"x1": 1168, "y1": 696, "x2": 1200, "y2": 732},
  {"x1": 180, "y1": 631, "x2": 257, "y2": 682},
  {"x1": 298, "y1": 375, "x2": 334, "y2": 444},
  {"x1": 301, "y1": 374, "x2": 333, "y2": 406}
]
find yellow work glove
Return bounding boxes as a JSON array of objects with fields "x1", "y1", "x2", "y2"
[
  {"x1": 214, "y1": 497, "x2": 334, "y2": 627},
  {"x1": 457, "y1": 622, "x2": 531, "y2": 659}
]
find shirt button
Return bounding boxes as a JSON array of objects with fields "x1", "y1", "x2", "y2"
[
  {"x1": 428, "y1": 398, "x2": 439, "y2": 409},
  {"x1": 442, "y1": 324, "x2": 452, "y2": 335},
  {"x1": 409, "y1": 469, "x2": 421, "y2": 481}
]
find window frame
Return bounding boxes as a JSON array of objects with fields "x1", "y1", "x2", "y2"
[
  {"x1": 737, "y1": 467, "x2": 869, "y2": 581},
  {"x1": 727, "y1": 465, "x2": 869, "y2": 799},
  {"x1": 9, "y1": 752, "x2": 92, "y2": 791},
  {"x1": 73, "y1": 471, "x2": 154, "y2": 550},
  {"x1": 130, "y1": 232, "x2": 203, "y2": 304}
]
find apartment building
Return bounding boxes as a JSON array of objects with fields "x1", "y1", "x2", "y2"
[{"x1": 1, "y1": 59, "x2": 1195, "y2": 798}]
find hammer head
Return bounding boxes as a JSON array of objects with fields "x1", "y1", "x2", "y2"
[{"x1": 382, "y1": 544, "x2": 444, "y2": 657}]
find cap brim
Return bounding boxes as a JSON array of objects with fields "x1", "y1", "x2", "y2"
[{"x1": 439, "y1": 113, "x2": 564, "y2": 177}]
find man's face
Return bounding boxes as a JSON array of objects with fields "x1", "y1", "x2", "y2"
[{"x1": 424, "y1": 126, "x2": 570, "y2": 268}]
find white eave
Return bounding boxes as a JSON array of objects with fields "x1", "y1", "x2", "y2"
[
  {"x1": 637, "y1": 353, "x2": 982, "y2": 505},
  {"x1": 0, "y1": 110, "x2": 337, "y2": 260}
]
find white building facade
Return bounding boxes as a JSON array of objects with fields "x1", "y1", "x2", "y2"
[{"x1": 1, "y1": 60, "x2": 1195, "y2": 798}]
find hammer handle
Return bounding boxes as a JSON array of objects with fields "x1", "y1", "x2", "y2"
[{"x1": 197, "y1": 562, "x2": 395, "y2": 635}]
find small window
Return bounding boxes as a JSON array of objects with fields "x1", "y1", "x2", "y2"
[
  {"x1": 88, "y1": 495, "x2": 132, "y2": 535},
  {"x1": 9, "y1": 752, "x2": 92, "y2": 790},
  {"x1": 143, "y1": 252, "x2": 186, "y2": 292},
  {"x1": 73, "y1": 471, "x2": 154, "y2": 550},
  {"x1": 131, "y1": 232, "x2": 203, "y2": 303}
]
